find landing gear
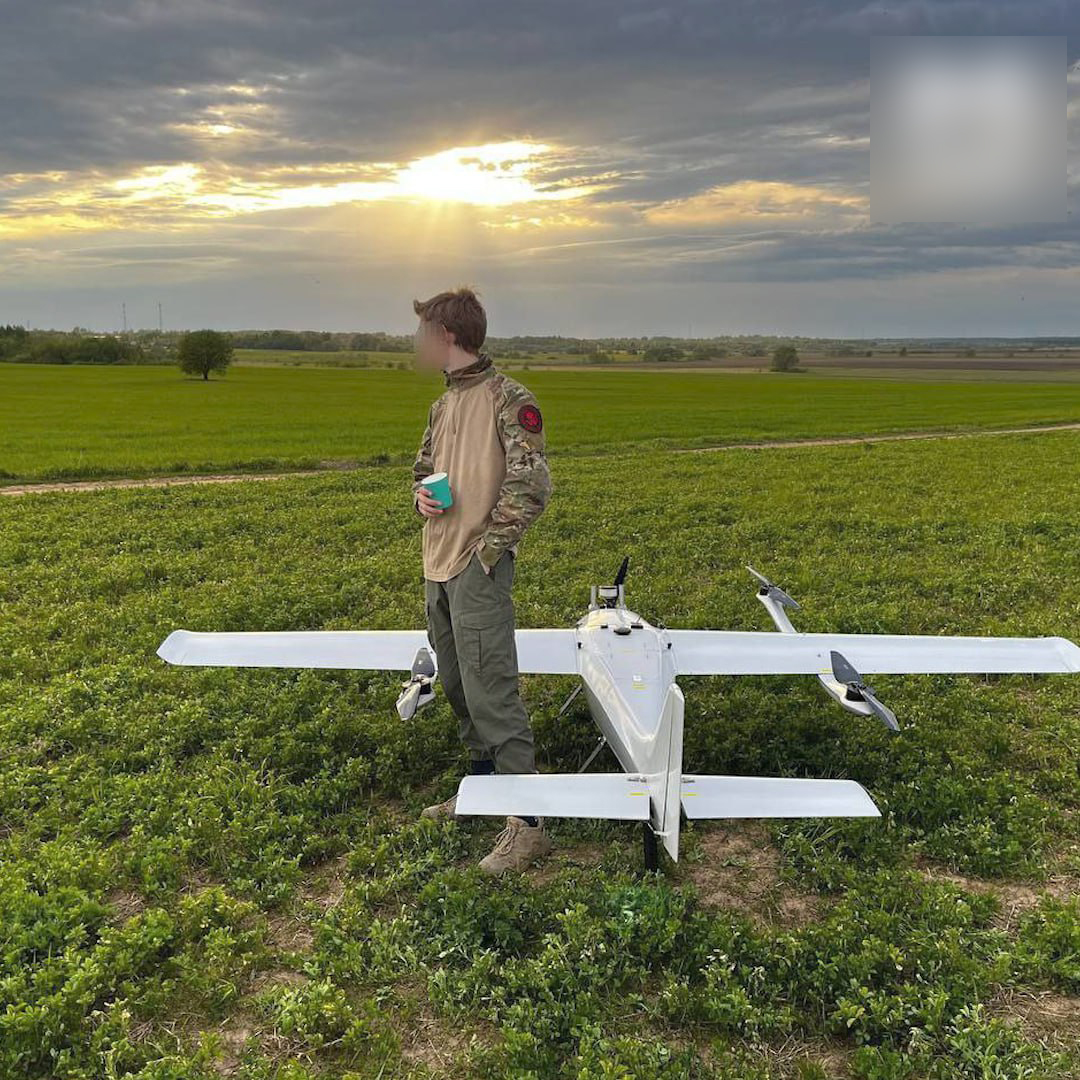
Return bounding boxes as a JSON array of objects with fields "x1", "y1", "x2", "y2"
[{"x1": 642, "y1": 822, "x2": 659, "y2": 871}]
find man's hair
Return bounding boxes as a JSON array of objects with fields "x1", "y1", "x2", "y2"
[{"x1": 413, "y1": 285, "x2": 487, "y2": 355}]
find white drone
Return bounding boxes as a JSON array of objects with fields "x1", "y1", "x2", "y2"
[{"x1": 157, "y1": 561, "x2": 1080, "y2": 869}]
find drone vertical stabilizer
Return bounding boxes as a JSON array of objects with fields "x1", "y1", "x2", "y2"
[{"x1": 656, "y1": 681, "x2": 684, "y2": 863}]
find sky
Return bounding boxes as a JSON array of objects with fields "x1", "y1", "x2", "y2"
[{"x1": 1, "y1": 2, "x2": 1078, "y2": 340}]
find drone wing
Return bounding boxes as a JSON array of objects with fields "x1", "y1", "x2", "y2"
[
  {"x1": 667, "y1": 630, "x2": 1080, "y2": 676},
  {"x1": 157, "y1": 628, "x2": 579, "y2": 674}
]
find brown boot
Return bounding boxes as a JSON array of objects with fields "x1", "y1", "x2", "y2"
[
  {"x1": 420, "y1": 792, "x2": 460, "y2": 822},
  {"x1": 478, "y1": 816, "x2": 553, "y2": 875}
]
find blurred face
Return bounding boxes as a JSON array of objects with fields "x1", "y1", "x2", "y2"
[
  {"x1": 414, "y1": 318, "x2": 451, "y2": 372},
  {"x1": 871, "y1": 36, "x2": 1064, "y2": 223}
]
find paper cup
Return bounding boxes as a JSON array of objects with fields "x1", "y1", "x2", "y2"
[{"x1": 421, "y1": 471, "x2": 453, "y2": 508}]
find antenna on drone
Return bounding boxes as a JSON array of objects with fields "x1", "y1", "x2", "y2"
[{"x1": 613, "y1": 556, "x2": 629, "y2": 588}]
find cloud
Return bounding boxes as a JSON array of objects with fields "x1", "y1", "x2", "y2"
[
  {"x1": 1, "y1": 1, "x2": 1078, "y2": 331},
  {"x1": 643, "y1": 180, "x2": 868, "y2": 225}
]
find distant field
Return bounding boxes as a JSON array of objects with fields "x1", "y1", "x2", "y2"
[
  {"x1": 3, "y1": 361, "x2": 1080, "y2": 484},
  {"x1": 233, "y1": 346, "x2": 1080, "y2": 381},
  {"x1": 233, "y1": 347, "x2": 638, "y2": 368}
]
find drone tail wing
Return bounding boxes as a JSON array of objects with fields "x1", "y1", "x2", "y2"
[
  {"x1": 455, "y1": 772, "x2": 652, "y2": 820},
  {"x1": 680, "y1": 774, "x2": 880, "y2": 819}
]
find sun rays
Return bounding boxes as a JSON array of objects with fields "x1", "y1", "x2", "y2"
[{"x1": 0, "y1": 140, "x2": 610, "y2": 238}]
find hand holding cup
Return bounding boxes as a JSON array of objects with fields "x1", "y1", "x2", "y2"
[
  {"x1": 416, "y1": 487, "x2": 445, "y2": 517},
  {"x1": 417, "y1": 471, "x2": 453, "y2": 518}
]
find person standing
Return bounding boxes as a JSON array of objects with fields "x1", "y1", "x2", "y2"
[{"x1": 410, "y1": 285, "x2": 554, "y2": 875}]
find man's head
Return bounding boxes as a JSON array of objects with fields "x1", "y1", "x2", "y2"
[{"x1": 412, "y1": 286, "x2": 487, "y2": 372}]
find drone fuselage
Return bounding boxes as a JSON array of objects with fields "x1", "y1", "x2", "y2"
[{"x1": 575, "y1": 600, "x2": 685, "y2": 861}]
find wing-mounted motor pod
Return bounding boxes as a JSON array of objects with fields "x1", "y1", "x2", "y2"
[
  {"x1": 747, "y1": 565, "x2": 896, "y2": 730},
  {"x1": 830, "y1": 649, "x2": 899, "y2": 733},
  {"x1": 396, "y1": 647, "x2": 437, "y2": 720},
  {"x1": 746, "y1": 564, "x2": 800, "y2": 611}
]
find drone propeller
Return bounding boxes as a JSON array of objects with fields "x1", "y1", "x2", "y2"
[
  {"x1": 829, "y1": 649, "x2": 899, "y2": 733},
  {"x1": 395, "y1": 647, "x2": 437, "y2": 721},
  {"x1": 746, "y1": 565, "x2": 800, "y2": 610}
]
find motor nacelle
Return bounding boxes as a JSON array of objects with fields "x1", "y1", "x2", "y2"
[
  {"x1": 590, "y1": 583, "x2": 626, "y2": 609},
  {"x1": 396, "y1": 646, "x2": 437, "y2": 720},
  {"x1": 591, "y1": 556, "x2": 630, "y2": 609}
]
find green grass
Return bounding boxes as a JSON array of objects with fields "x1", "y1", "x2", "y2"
[
  {"x1": 2, "y1": 361, "x2": 1080, "y2": 483},
  {"x1": 2, "y1": 419, "x2": 1080, "y2": 1077}
]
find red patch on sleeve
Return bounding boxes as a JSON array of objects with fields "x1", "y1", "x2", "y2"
[{"x1": 517, "y1": 403, "x2": 543, "y2": 433}]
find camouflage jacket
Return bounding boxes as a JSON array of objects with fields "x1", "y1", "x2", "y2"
[{"x1": 412, "y1": 351, "x2": 552, "y2": 580}]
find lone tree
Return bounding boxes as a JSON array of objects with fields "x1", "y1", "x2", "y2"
[
  {"x1": 178, "y1": 329, "x2": 233, "y2": 380},
  {"x1": 770, "y1": 343, "x2": 800, "y2": 372}
]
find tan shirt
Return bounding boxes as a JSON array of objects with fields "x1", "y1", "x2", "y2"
[{"x1": 412, "y1": 351, "x2": 552, "y2": 582}]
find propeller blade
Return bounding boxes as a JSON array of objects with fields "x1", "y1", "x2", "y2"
[
  {"x1": 771, "y1": 585, "x2": 799, "y2": 609},
  {"x1": 830, "y1": 650, "x2": 899, "y2": 733},
  {"x1": 613, "y1": 556, "x2": 629, "y2": 588},
  {"x1": 396, "y1": 681, "x2": 422, "y2": 721},
  {"x1": 830, "y1": 649, "x2": 862, "y2": 685},
  {"x1": 861, "y1": 688, "x2": 900, "y2": 733},
  {"x1": 746, "y1": 564, "x2": 771, "y2": 588},
  {"x1": 746, "y1": 565, "x2": 800, "y2": 609},
  {"x1": 411, "y1": 647, "x2": 435, "y2": 679},
  {"x1": 397, "y1": 648, "x2": 437, "y2": 720}
]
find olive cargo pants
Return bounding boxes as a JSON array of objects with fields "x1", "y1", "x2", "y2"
[{"x1": 424, "y1": 548, "x2": 538, "y2": 775}]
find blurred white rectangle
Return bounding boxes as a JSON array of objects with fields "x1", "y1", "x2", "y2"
[{"x1": 871, "y1": 36, "x2": 1066, "y2": 223}]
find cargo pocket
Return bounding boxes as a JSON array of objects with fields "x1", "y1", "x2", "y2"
[
  {"x1": 458, "y1": 550, "x2": 513, "y2": 624},
  {"x1": 457, "y1": 613, "x2": 517, "y2": 677},
  {"x1": 455, "y1": 623, "x2": 483, "y2": 674}
]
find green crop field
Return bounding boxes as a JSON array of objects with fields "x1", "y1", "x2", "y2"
[
  {"x1": 3, "y1": 361, "x2": 1080, "y2": 484},
  {"x1": 2, "y1": 365, "x2": 1080, "y2": 1078}
]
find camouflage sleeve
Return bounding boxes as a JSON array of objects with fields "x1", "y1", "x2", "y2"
[
  {"x1": 411, "y1": 401, "x2": 437, "y2": 517},
  {"x1": 476, "y1": 385, "x2": 552, "y2": 570}
]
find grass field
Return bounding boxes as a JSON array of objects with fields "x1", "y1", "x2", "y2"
[
  {"x1": 2, "y1": 365, "x2": 1080, "y2": 1078},
  {"x1": 3, "y1": 361, "x2": 1080, "y2": 484}
]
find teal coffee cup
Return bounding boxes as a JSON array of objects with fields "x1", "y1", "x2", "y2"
[{"x1": 421, "y1": 471, "x2": 453, "y2": 509}]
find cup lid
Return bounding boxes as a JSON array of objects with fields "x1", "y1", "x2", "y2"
[{"x1": 421, "y1": 471, "x2": 448, "y2": 483}]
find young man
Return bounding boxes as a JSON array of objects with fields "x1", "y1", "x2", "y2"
[{"x1": 411, "y1": 285, "x2": 554, "y2": 875}]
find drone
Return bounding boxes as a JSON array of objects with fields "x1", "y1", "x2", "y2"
[{"x1": 157, "y1": 561, "x2": 1080, "y2": 870}]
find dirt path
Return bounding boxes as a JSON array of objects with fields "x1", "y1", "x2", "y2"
[
  {"x1": 4, "y1": 421, "x2": 1079, "y2": 497},
  {"x1": 0, "y1": 468, "x2": 333, "y2": 497},
  {"x1": 674, "y1": 420, "x2": 1080, "y2": 455}
]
